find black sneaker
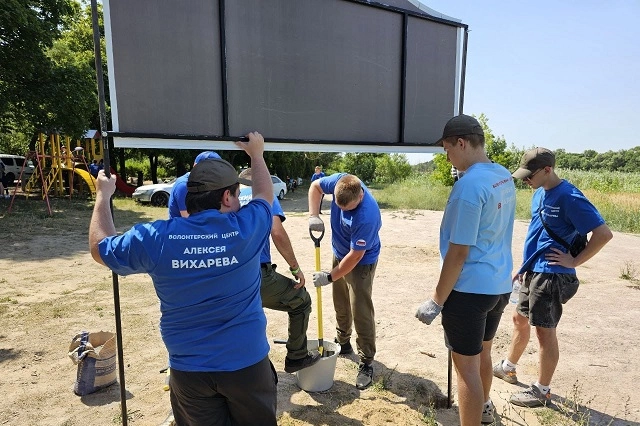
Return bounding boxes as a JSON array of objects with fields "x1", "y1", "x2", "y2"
[
  {"x1": 335, "y1": 338, "x2": 353, "y2": 355},
  {"x1": 284, "y1": 352, "x2": 321, "y2": 373},
  {"x1": 356, "y1": 362, "x2": 373, "y2": 390}
]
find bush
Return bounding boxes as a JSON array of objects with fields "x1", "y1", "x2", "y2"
[{"x1": 374, "y1": 154, "x2": 412, "y2": 184}]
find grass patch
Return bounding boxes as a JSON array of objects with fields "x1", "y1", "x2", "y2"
[
  {"x1": 371, "y1": 173, "x2": 640, "y2": 234},
  {"x1": 620, "y1": 261, "x2": 637, "y2": 281},
  {"x1": 534, "y1": 380, "x2": 632, "y2": 426},
  {"x1": 370, "y1": 174, "x2": 450, "y2": 210},
  {"x1": 370, "y1": 365, "x2": 396, "y2": 392},
  {"x1": 419, "y1": 403, "x2": 438, "y2": 425}
]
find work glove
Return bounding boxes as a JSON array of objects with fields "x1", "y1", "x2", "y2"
[
  {"x1": 313, "y1": 271, "x2": 332, "y2": 287},
  {"x1": 415, "y1": 299, "x2": 443, "y2": 325},
  {"x1": 309, "y1": 215, "x2": 325, "y2": 233}
]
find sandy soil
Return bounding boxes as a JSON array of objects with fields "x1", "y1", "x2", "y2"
[{"x1": 1, "y1": 188, "x2": 639, "y2": 426}]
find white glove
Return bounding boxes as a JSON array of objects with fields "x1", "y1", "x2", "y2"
[
  {"x1": 415, "y1": 299, "x2": 443, "y2": 325},
  {"x1": 309, "y1": 215, "x2": 325, "y2": 233},
  {"x1": 312, "y1": 271, "x2": 332, "y2": 287}
]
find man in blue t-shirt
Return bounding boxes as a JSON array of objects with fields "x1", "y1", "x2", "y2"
[
  {"x1": 89, "y1": 160, "x2": 100, "y2": 178},
  {"x1": 308, "y1": 173, "x2": 381, "y2": 390},
  {"x1": 415, "y1": 114, "x2": 517, "y2": 425},
  {"x1": 238, "y1": 168, "x2": 320, "y2": 373},
  {"x1": 310, "y1": 166, "x2": 326, "y2": 213},
  {"x1": 89, "y1": 133, "x2": 278, "y2": 425},
  {"x1": 493, "y1": 147, "x2": 613, "y2": 409},
  {"x1": 168, "y1": 151, "x2": 221, "y2": 219},
  {"x1": 160, "y1": 150, "x2": 222, "y2": 390}
]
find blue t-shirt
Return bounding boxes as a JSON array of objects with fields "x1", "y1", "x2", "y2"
[
  {"x1": 440, "y1": 162, "x2": 516, "y2": 295},
  {"x1": 89, "y1": 163, "x2": 99, "y2": 177},
  {"x1": 99, "y1": 199, "x2": 273, "y2": 372},
  {"x1": 318, "y1": 173, "x2": 381, "y2": 264},
  {"x1": 519, "y1": 180, "x2": 605, "y2": 275},
  {"x1": 167, "y1": 172, "x2": 190, "y2": 219},
  {"x1": 238, "y1": 187, "x2": 282, "y2": 263},
  {"x1": 311, "y1": 171, "x2": 325, "y2": 182}
]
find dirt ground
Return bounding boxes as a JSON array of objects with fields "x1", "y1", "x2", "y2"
[{"x1": 1, "y1": 188, "x2": 639, "y2": 426}]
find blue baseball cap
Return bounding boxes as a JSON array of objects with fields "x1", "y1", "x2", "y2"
[{"x1": 194, "y1": 151, "x2": 221, "y2": 165}]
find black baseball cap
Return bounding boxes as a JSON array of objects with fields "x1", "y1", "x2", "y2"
[
  {"x1": 187, "y1": 159, "x2": 252, "y2": 193},
  {"x1": 434, "y1": 114, "x2": 484, "y2": 146}
]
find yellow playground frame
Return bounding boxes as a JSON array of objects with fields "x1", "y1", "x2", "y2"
[{"x1": 24, "y1": 131, "x2": 104, "y2": 199}]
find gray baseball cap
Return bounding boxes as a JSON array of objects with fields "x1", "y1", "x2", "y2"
[
  {"x1": 512, "y1": 147, "x2": 555, "y2": 179},
  {"x1": 187, "y1": 159, "x2": 251, "y2": 193}
]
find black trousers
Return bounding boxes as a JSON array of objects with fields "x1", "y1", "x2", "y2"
[{"x1": 170, "y1": 356, "x2": 278, "y2": 426}]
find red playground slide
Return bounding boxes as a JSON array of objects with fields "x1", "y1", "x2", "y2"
[{"x1": 110, "y1": 167, "x2": 136, "y2": 196}]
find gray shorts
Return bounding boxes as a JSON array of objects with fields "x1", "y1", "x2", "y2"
[{"x1": 517, "y1": 272, "x2": 580, "y2": 328}]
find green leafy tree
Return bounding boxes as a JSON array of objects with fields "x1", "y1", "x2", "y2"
[
  {"x1": 477, "y1": 113, "x2": 521, "y2": 171},
  {"x1": 0, "y1": 0, "x2": 91, "y2": 141},
  {"x1": 338, "y1": 153, "x2": 380, "y2": 183},
  {"x1": 430, "y1": 153, "x2": 454, "y2": 186},
  {"x1": 374, "y1": 153, "x2": 412, "y2": 184}
]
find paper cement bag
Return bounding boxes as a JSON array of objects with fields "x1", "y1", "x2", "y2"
[{"x1": 68, "y1": 331, "x2": 117, "y2": 395}]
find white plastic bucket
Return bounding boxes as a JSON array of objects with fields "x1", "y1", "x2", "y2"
[{"x1": 295, "y1": 339, "x2": 340, "y2": 392}]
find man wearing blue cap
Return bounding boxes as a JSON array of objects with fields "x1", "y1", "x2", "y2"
[
  {"x1": 168, "y1": 151, "x2": 221, "y2": 219},
  {"x1": 164, "y1": 151, "x2": 222, "y2": 391}
]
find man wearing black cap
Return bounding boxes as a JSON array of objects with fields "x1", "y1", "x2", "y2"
[
  {"x1": 168, "y1": 150, "x2": 221, "y2": 218},
  {"x1": 493, "y1": 147, "x2": 613, "y2": 408},
  {"x1": 89, "y1": 132, "x2": 278, "y2": 425},
  {"x1": 416, "y1": 114, "x2": 517, "y2": 425}
]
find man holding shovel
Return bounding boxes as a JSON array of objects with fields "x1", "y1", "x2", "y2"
[{"x1": 308, "y1": 173, "x2": 382, "y2": 390}]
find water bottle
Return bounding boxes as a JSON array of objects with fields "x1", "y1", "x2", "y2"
[{"x1": 510, "y1": 278, "x2": 521, "y2": 304}]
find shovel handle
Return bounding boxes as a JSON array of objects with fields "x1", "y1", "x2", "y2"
[
  {"x1": 311, "y1": 228, "x2": 325, "y2": 355},
  {"x1": 309, "y1": 228, "x2": 325, "y2": 248}
]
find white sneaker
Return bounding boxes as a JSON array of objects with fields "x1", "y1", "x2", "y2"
[
  {"x1": 481, "y1": 400, "x2": 495, "y2": 424},
  {"x1": 509, "y1": 384, "x2": 551, "y2": 407}
]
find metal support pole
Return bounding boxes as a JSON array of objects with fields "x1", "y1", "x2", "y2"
[
  {"x1": 90, "y1": 1, "x2": 128, "y2": 424},
  {"x1": 447, "y1": 349, "x2": 452, "y2": 408}
]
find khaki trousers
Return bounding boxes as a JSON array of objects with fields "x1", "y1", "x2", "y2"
[{"x1": 332, "y1": 256, "x2": 377, "y2": 364}]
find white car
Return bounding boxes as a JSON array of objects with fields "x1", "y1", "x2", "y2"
[
  {"x1": 0, "y1": 154, "x2": 35, "y2": 186},
  {"x1": 132, "y1": 175, "x2": 286, "y2": 207},
  {"x1": 272, "y1": 175, "x2": 287, "y2": 200},
  {"x1": 132, "y1": 178, "x2": 176, "y2": 207}
]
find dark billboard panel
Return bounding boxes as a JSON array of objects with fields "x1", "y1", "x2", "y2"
[{"x1": 104, "y1": 0, "x2": 467, "y2": 152}]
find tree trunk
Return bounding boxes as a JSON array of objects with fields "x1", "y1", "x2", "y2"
[
  {"x1": 176, "y1": 159, "x2": 187, "y2": 177},
  {"x1": 118, "y1": 148, "x2": 126, "y2": 181},
  {"x1": 149, "y1": 152, "x2": 158, "y2": 183}
]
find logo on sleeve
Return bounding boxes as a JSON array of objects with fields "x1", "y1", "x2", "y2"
[{"x1": 356, "y1": 239, "x2": 367, "y2": 247}]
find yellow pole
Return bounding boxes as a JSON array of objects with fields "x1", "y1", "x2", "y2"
[{"x1": 315, "y1": 245, "x2": 324, "y2": 356}]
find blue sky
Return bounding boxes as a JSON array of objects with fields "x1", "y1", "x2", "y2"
[{"x1": 404, "y1": 1, "x2": 640, "y2": 164}]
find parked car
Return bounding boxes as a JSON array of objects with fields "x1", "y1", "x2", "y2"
[
  {"x1": 272, "y1": 175, "x2": 287, "y2": 200},
  {"x1": 0, "y1": 154, "x2": 35, "y2": 186},
  {"x1": 132, "y1": 178, "x2": 176, "y2": 207},
  {"x1": 132, "y1": 175, "x2": 285, "y2": 207}
]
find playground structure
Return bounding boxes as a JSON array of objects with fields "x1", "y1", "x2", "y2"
[
  {"x1": 8, "y1": 131, "x2": 135, "y2": 214},
  {"x1": 26, "y1": 132, "x2": 98, "y2": 198}
]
